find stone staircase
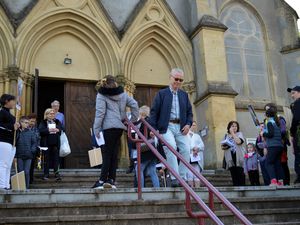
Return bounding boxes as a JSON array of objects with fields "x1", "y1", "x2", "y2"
[
  {"x1": 1, "y1": 169, "x2": 299, "y2": 225},
  {"x1": 29, "y1": 169, "x2": 236, "y2": 189}
]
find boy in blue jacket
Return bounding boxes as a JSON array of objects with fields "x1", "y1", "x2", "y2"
[{"x1": 15, "y1": 116, "x2": 37, "y2": 189}]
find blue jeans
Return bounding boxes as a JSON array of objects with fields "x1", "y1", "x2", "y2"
[
  {"x1": 265, "y1": 147, "x2": 284, "y2": 181},
  {"x1": 17, "y1": 158, "x2": 32, "y2": 189},
  {"x1": 259, "y1": 158, "x2": 270, "y2": 185},
  {"x1": 162, "y1": 123, "x2": 190, "y2": 180},
  {"x1": 135, "y1": 159, "x2": 160, "y2": 188}
]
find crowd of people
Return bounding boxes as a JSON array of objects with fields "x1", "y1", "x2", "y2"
[
  {"x1": 221, "y1": 87, "x2": 300, "y2": 187},
  {"x1": 0, "y1": 68, "x2": 299, "y2": 190},
  {"x1": 0, "y1": 96, "x2": 65, "y2": 189}
]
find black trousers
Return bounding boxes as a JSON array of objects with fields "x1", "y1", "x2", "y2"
[
  {"x1": 248, "y1": 170, "x2": 260, "y2": 186},
  {"x1": 44, "y1": 145, "x2": 60, "y2": 176},
  {"x1": 29, "y1": 151, "x2": 37, "y2": 184},
  {"x1": 281, "y1": 162, "x2": 290, "y2": 185},
  {"x1": 229, "y1": 166, "x2": 245, "y2": 186},
  {"x1": 293, "y1": 137, "x2": 300, "y2": 180},
  {"x1": 265, "y1": 146, "x2": 284, "y2": 181},
  {"x1": 100, "y1": 128, "x2": 123, "y2": 182}
]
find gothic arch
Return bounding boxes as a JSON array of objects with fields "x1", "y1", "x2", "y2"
[
  {"x1": 16, "y1": 8, "x2": 120, "y2": 79},
  {"x1": 122, "y1": 0, "x2": 193, "y2": 85},
  {"x1": 0, "y1": 7, "x2": 13, "y2": 70}
]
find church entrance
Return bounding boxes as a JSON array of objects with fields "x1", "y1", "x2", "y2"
[
  {"x1": 37, "y1": 79, "x2": 97, "y2": 169},
  {"x1": 134, "y1": 85, "x2": 166, "y2": 108}
]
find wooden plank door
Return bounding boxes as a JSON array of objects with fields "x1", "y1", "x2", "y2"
[
  {"x1": 134, "y1": 86, "x2": 165, "y2": 108},
  {"x1": 65, "y1": 82, "x2": 97, "y2": 168}
]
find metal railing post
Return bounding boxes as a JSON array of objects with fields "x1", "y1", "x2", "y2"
[{"x1": 136, "y1": 142, "x2": 142, "y2": 200}]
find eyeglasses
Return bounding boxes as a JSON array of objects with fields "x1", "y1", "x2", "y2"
[{"x1": 172, "y1": 76, "x2": 184, "y2": 82}]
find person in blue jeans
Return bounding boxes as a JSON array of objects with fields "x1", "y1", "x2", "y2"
[
  {"x1": 150, "y1": 68, "x2": 193, "y2": 187},
  {"x1": 15, "y1": 116, "x2": 37, "y2": 189},
  {"x1": 256, "y1": 122, "x2": 270, "y2": 185},
  {"x1": 135, "y1": 106, "x2": 160, "y2": 188},
  {"x1": 263, "y1": 105, "x2": 284, "y2": 186}
]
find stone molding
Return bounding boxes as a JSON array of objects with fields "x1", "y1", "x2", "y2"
[
  {"x1": 194, "y1": 81, "x2": 237, "y2": 105},
  {"x1": 190, "y1": 15, "x2": 227, "y2": 39}
]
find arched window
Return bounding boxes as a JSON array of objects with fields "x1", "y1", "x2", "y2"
[{"x1": 220, "y1": 5, "x2": 270, "y2": 99}]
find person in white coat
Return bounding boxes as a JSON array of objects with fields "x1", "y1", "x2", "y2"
[{"x1": 187, "y1": 121, "x2": 204, "y2": 188}]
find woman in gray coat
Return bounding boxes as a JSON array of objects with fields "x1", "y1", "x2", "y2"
[{"x1": 92, "y1": 75, "x2": 139, "y2": 189}]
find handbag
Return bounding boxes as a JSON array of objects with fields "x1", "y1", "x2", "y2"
[
  {"x1": 59, "y1": 131, "x2": 71, "y2": 157},
  {"x1": 140, "y1": 138, "x2": 155, "y2": 152}
]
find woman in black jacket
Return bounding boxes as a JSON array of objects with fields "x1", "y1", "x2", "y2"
[
  {"x1": 39, "y1": 108, "x2": 62, "y2": 181},
  {"x1": 0, "y1": 94, "x2": 19, "y2": 189}
]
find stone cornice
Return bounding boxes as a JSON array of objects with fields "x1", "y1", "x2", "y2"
[
  {"x1": 194, "y1": 81, "x2": 237, "y2": 105},
  {"x1": 189, "y1": 15, "x2": 227, "y2": 39},
  {"x1": 280, "y1": 41, "x2": 300, "y2": 54}
]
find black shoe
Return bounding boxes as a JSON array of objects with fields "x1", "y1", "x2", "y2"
[
  {"x1": 126, "y1": 167, "x2": 133, "y2": 174},
  {"x1": 92, "y1": 180, "x2": 104, "y2": 189},
  {"x1": 55, "y1": 174, "x2": 62, "y2": 181},
  {"x1": 171, "y1": 179, "x2": 180, "y2": 188}
]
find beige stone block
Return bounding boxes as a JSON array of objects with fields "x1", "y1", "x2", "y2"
[
  {"x1": 198, "y1": 29, "x2": 228, "y2": 83},
  {"x1": 197, "y1": 95, "x2": 236, "y2": 168}
]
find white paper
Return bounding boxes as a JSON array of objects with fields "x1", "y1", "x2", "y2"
[
  {"x1": 131, "y1": 149, "x2": 137, "y2": 159},
  {"x1": 39, "y1": 147, "x2": 48, "y2": 151},
  {"x1": 220, "y1": 139, "x2": 234, "y2": 147},
  {"x1": 48, "y1": 124, "x2": 56, "y2": 129},
  {"x1": 95, "y1": 132, "x2": 105, "y2": 146},
  {"x1": 190, "y1": 153, "x2": 201, "y2": 163}
]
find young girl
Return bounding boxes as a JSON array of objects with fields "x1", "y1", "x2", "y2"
[
  {"x1": 263, "y1": 104, "x2": 284, "y2": 186},
  {"x1": 187, "y1": 121, "x2": 204, "y2": 188},
  {"x1": 244, "y1": 143, "x2": 260, "y2": 186}
]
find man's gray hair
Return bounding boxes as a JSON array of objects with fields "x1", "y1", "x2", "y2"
[
  {"x1": 170, "y1": 68, "x2": 184, "y2": 76},
  {"x1": 51, "y1": 100, "x2": 60, "y2": 106}
]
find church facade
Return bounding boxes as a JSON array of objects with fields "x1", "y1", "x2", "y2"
[{"x1": 0, "y1": 0, "x2": 299, "y2": 169}]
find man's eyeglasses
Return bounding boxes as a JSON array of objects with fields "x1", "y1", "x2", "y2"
[{"x1": 172, "y1": 76, "x2": 184, "y2": 82}]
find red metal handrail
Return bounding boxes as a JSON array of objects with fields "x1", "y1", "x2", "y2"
[{"x1": 125, "y1": 118, "x2": 252, "y2": 225}]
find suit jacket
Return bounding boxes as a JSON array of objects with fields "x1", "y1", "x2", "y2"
[{"x1": 150, "y1": 87, "x2": 193, "y2": 134}]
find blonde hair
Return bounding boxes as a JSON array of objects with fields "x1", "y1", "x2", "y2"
[
  {"x1": 44, "y1": 108, "x2": 55, "y2": 120},
  {"x1": 139, "y1": 105, "x2": 150, "y2": 117}
]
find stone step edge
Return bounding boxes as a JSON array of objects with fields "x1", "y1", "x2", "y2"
[
  {"x1": 2, "y1": 185, "x2": 300, "y2": 193},
  {"x1": 2, "y1": 196, "x2": 300, "y2": 209},
  {"x1": 2, "y1": 208, "x2": 300, "y2": 223}
]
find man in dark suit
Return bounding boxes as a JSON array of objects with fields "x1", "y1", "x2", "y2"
[
  {"x1": 150, "y1": 68, "x2": 193, "y2": 187},
  {"x1": 288, "y1": 86, "x2": 300, "y2": 184}
]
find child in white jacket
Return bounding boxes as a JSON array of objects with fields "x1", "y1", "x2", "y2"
[{"x1": 187, "y1": 121, "x2": 204, "y2": 188}]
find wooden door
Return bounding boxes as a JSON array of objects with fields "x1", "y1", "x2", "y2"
[
  {"x1": 65, "y1": 82, "x2": 97, "y2": 168},
  {"x1": 134, "y1": 86, "x2": 165, "y2": 108}
]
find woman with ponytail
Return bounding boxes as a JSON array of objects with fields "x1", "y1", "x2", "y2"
[{"x1": 262, "y1": 103, "x2": 284, "y2": 186}]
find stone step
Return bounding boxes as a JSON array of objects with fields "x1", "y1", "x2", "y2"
[
  {"x1": 29, "y1": 169, "x2": 247, "y2": 189},
  {"x1": 2, "y1": 207, "x2": 300, "y2": 225},
  {"x1": 1, "y1": 196, "x2": 299, "y2": 217},
  {"x1": 2, "y1": 187, "x2": 300, "y2": 225},
  {"x1": 2, "y1": 186, "x2": 299, "y2": 204}
]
